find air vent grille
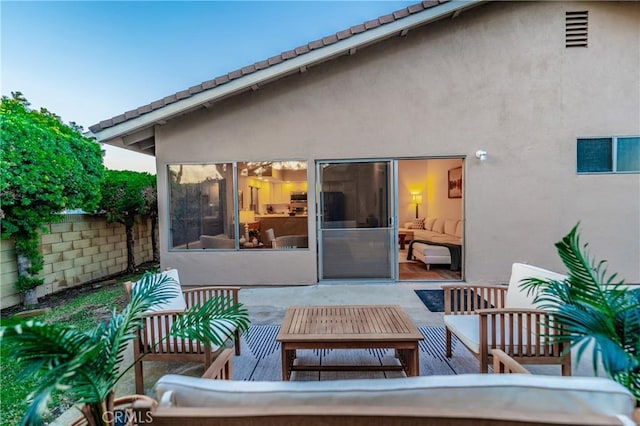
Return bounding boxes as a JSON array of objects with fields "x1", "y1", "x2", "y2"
[{"x1": 566, "y1": 11, "x2": 588, "y2": 48}]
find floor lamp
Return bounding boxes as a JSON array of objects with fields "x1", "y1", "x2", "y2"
[{"x1": 411, "y1": 193, "x2": 422, "y2": 219}]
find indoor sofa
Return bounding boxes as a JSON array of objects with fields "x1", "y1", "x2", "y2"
[
  {"x1": 132, "y1": 351, "x2": 638, "y2": 425},
  {"x1": 400, "y1": 217, "x2": 463, "y2": 270}
]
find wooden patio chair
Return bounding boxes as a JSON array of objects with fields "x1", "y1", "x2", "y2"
[
  {"x1": 442, "y1": 263, "x2": 572, "y2": 375},
  {"x1": 124, "y1": 269, "x2": 241, "y2": 394}
]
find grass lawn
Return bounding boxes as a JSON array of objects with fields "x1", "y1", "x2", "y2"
[{"x1": 0, "y1": 271, "x2": 150, "y2": 426}]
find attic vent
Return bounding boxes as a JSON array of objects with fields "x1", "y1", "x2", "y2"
[{"x1": 565, "y1": 11, "x2": 588, "y2": 48}]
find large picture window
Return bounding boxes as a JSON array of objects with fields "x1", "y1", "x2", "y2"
[
  {"x1": 168, "y1": 164, "x2": 235, "y2": 250},
  {"x1": 168, "y1": 161, "x2": 309, "y2": 250},
  {"x1": 577, "y1": 136, "x2": 640, "y2": 173},
  {"x1": 237, "y1": 161, "x2": 308, "y2": 249}
]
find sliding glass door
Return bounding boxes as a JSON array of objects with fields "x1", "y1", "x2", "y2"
[{"x1": 317, "y1": 160, "x2": 395, "y2": 280}]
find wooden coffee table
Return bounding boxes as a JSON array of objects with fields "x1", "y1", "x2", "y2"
[{"x1": 276, "y1": 305, "x2": 423, "y2": 380}]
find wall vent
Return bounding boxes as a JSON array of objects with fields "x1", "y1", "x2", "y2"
[{"x1": 566, "y1": 11, "x2": 588, "y2": 48}]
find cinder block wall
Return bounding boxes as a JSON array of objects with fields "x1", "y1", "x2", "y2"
[{"x1": 1, "y1": 214, "x2": 156, "y2": 309}]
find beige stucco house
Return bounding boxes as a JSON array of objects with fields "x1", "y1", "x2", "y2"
[{"x1": 90, "y1": 0, "x2": 640, "y2": 287}]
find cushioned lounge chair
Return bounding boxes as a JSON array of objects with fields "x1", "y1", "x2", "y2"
[
  {"x1": 124, "y1": 269, "x2": 241, "y2": 394},
  {"x1": 442, "y1": 263, "x2": 571, "y2": 375}
]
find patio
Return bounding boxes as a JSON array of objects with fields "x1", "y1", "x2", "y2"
[
  {"x1": 111, "y1": 282, "x2": 597, "y2": 395},
  {"x1": 49, "y1": 280, "x2": 625, "y2": 425}
]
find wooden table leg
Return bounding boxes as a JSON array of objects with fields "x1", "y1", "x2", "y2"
[
  {"x1": 408, "y1": 345, "x2": 419, "y2": 376},
  {"x1": 281, "y1": 347, "x2": 296, "y2": 380}
]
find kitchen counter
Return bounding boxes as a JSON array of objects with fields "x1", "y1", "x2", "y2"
[
  {"x1": 256, "y1": 215, "x2": 308, "y2": 237},
  {"x1": 257, "y1": 214, "x2": 308, "y2": 218}
]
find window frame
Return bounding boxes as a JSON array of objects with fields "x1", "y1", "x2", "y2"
[
  {"x1": 167, "y1": 160, "x2": 309, "y2": 252},
  {"x1": 576, "y1": 135, "x2": 640, "y2": 174}
]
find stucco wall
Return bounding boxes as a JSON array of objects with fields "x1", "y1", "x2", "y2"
[
  {"x1": 154, "y1": 1, "x2": 640, "y2": 285},
  {"x1": 1, "y1": 215, "x2": 156, "y2": 309}
]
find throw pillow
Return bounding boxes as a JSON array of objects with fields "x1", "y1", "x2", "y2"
[{"x1": 412, "y1": 218, "x2": 425, "y2": 230}]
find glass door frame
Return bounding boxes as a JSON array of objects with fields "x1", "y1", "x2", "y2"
[{"x1": 315, "y1": 158, "x2": 398, "y2": 282}]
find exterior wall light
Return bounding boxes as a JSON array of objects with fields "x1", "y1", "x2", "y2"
[{"x1": 475, "y1": 150, "x2": 488, "y2": 161}]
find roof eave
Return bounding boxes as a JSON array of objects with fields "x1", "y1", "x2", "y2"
[{"x1": 91, "y1": 0, "x2": 485, "y2": 153}]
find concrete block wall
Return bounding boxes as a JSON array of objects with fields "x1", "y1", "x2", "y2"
[{"x1": 1, "y1": 214, "x2": 156, "y2": 309}]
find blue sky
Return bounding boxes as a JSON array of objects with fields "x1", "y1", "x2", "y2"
[{"x1": 1, "y1": 1, "x2": 415, "y2": 173}]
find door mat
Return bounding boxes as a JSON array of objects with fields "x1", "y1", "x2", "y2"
[{"x1": 414, "y1": 289, "x2": 488, "y2": 313}]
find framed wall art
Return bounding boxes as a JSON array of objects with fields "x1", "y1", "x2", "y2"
[{"x1": 448, "y1": 166, "x2": 462, "y2": 199}]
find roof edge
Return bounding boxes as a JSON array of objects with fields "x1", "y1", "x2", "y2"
[{"x1": 91, "y1": 0, "x2": 484, "y2": 146}]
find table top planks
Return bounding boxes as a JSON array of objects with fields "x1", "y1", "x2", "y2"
[{"x1": 276, "y1": 305, "x2": 423, "y2": 343}]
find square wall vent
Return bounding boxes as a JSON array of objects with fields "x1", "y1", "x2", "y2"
[{"x1": 566, "y1": 11, "x2": 588, "y2": 48}]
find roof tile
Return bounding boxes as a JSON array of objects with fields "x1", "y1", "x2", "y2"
[
  {"x1": 337, "y1": 29, "x2": 352, "y2": 40},
  {"x1": 188, "y1": 84, "x2": 203, "y2": 94},
  {"x1": 364, "y1": 19, "x2": 381, "y2": 30},
  {"x1": 267, "y1": 55, "x2": 283, "y2": 65},
  {"x1": 241, "y1": 65, "x2": 256, "y2": 75},
  {"x1": 281, "y1": 50, "x2": 296, "y2": 60},
  {"x1": 379, "y1": 13, "x2": 395, "y2": 24},
  {"x1": 228, "y1": 69, "x2": 242, "y2": 80},
  {"x1": 202, "y1": 79, "x2": 217, "y2": 89},
  {"x1": 163, "y1": 94, "x2": 177, "y2": 104},
  {"x1": 393, "y1": 9, "x2": 410, "y2": 19},
  {"x1": 124, "y1": 110, "x2": 139, "y2": 119},
  {"x1": 255, "y1": 60, "x2": 270, "y2": 70},
  {"x1": 176, "y1": 90, "x2": 190, "y2": 100},
  {"x1": 214, "y1": 75, "x2": 230, "y2": 85},
  {"x1": 322, "y1": 34, "x2": 339, "y2": 45},
  {"x1": 308, "y1": 39, "x2": 324, "y2": 49},
  {"x1": 91, "y1": 1, "x2": 457, "y2": 132}
]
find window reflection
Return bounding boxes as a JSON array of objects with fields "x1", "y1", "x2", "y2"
[
  {"x1": 168, "y1": 164, "x2": 235, "y2": 249},
  {"x1": 237, "y1": 161, "x2": 309, "y2": 249}
]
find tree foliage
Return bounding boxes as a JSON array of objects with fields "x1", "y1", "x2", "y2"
[
  {"x1": 0, "y1": 92, "x2": 104, "y2": 296},
  {"x1": 0, "y1": 92, "x2": 104, "y2": 237},
  {"x1": 98, "y1": 170, "x2": 156, "y2": 272}
]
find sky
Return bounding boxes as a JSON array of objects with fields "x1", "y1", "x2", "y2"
[{"x1": 1, "y1": 0, "x2": 416, "y2": 174}]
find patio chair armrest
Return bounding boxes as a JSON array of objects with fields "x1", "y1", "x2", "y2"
[
  {"x1": 442, "y1": 284, "x2": 507, "y2": 314},
  {"x1": 182, "y1": 286, "x2": 240, "y2": 308},
  {"x1": 491, "y1": 349, "x2": 531, "y2": 374},
  {"x1": 476, "y1": 309, "x2": 567, "y2": 357},
  {"x1": 202, "y1": 348, "x2": 234, "y2": 380}
]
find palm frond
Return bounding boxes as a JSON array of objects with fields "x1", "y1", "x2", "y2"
[
  {"x1": 519, "y1": 223, "x2": 640, "y2": 398},
  {"x1": 170, "y1": 296, "x2": 250, "y2": 347}
]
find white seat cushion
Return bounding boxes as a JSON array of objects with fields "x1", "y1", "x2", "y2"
[
  {"x1": 154, "y1": 374, "x2": 636, "y2": 418},
  {"x1": 505, "y1": 263, "x2": 566, "y2": 309},
  {"x1": 145, "y1": 269, "x2": 187, "y2": 313},
  {"x1": 444, "y1": 314, "x2": 534, "y2": 354}
]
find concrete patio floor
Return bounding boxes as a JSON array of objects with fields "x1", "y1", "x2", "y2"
[
  {"x1": 55, "y1": 281, "x2": 601, "y2": 424},
  {"x1": 55, "y1": 281, "x2": 444, "y2": 424}
]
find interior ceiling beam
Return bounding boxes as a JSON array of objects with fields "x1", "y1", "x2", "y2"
[{"x1": 122, "y1": 127, "x2": 154, "y2": 146}]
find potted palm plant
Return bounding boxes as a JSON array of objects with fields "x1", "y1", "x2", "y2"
[
  {"x1": 0, "y1": 271, "x2": 250, "y2": 425},
  {"x1": 521, "y1": 224, "x2": 640, "y2": 400}
]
